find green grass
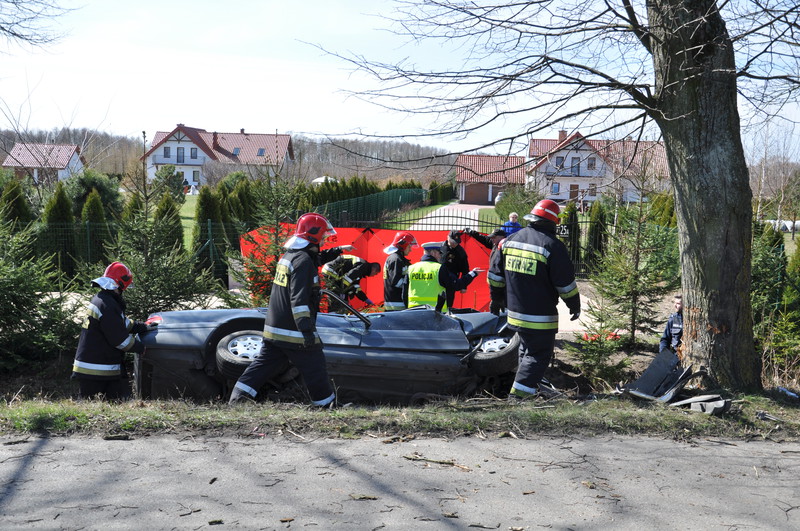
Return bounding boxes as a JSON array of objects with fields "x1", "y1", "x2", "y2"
[
  {"x1": 478, "y1": 207, "x2": 502, "y2": 231},
  {"x1": 2, "y1": 392, "x2": 798, "y2": 439},
  {"x1": 785, "y1": 233, "x2": 797, "y2": 259},
  {"x1": 180, "y1": 194, "x2": 198, "y2": 248}
]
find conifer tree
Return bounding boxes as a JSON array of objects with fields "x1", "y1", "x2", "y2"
[
  {"x1": 121, "y1": 192, "x2": 144, "y2": 222},
  {"x1": 81, "y1": 188, "x2": 111, "y2": 263},
  {"x1": 42, "y1": 181, "x2": 76, "y2": 276},
  {"x1": 0, "y1": 179, "x2": 34, "y2": 228},
  {"x1": 153, "y1": 191, "x2": 184, "y2": 252}
]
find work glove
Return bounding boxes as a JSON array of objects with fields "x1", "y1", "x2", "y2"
[
  {"x1": 469, "y1": 267, "x2": 483, "y2": 278},
  {"x1": 462, "y1": 228, "x2": 475, "y2": 236},
  {"x1": 489, "y1": 301, "x2": 504, "y2": 315},
  {"x1": 570, "y1": 311, "x2": 581, "y2": 321},
  {"x1": 364, "y1": 298, "x2": 374, "y2": 306},
  {"x1": 145, "y1": 322, "x2": 159, "y2": 332},
  {"x1": 129, "y1": 338, "x2": 145, "y2": 354},
  {"x1": 302, "y1": 331, "x2": 317, "y2": 348}
]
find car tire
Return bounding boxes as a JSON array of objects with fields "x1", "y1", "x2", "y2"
[
  {"x1": 470, "y1": 332, "x2": 520, "y2": 377},
  {"x1": 216, "y1": 330, "x2": 263, "y2": 380}
]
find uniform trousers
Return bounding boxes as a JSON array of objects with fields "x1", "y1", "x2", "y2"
[
  {"x1": 511, "y1": 329, "x2": 556, "y2": 396},
  {"x1": 231, "y1": 341, "x2": 334, "y2": 406}
]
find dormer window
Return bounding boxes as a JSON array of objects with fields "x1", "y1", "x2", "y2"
[
  {"x1": 257, "y1": 148, "x2": 266, "y2": 157},
  {"x1": 233, "y1": 148, "x2": 241, "y2": 156},
  {"x1": 163, "y1": 146, "x2": 171, "y2": 158}
]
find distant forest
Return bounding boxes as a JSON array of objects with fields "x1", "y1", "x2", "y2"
[{"x1": 0, "y1": 127, "x2": 457, "y2": 185}]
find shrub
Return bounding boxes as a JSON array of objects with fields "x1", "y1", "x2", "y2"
[{"x1": 0, "y1": 220, "x2": 81, "y2": 371}]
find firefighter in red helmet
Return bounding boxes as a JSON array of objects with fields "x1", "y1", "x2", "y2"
[
  {"x1": 488, "y1": 199, "x2": 581, "y2": 400},
  {"x1": 382, "y1": 231, "x2": 418, "y2": 311},
  {"x1": 230, "y1": 213, "x2": 337, "y2": 407},
  {"x1": 72, "y1": 262, "x2": 156, "y2": 399}
]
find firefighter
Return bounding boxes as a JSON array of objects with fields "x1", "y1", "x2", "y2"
[
  {"x1": 489, "y1": 199, "x2": 580, "y2": 400},
  {"x1": 72, "y1": 262, "x2": 156, "y2": 400},
  {"x1": 464, "y1": 227, "x2": 508, "y2": 314},
  {"x1": 321, "y1": 254, "x2": 381, "y2": 311},
  {"x1": 229, "y1": 213, "x2": 337, "y2": 407},
  {"x1": 382, "y1": 231, "x2": 418, "y2": 311},
  {"x1": 439, "y1": 230, "x2": 470, "y2": 310},
  {"x1": 408, "y1": 241, "x2": 482, "y2": 313}
]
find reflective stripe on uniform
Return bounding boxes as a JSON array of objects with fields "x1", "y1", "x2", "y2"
[
  {"x1": 263, "y1": 325, "x2": 305, "y2": 344},
  {"x1": 487, "y1": 271, "x2": 505, "y2": 288},
  {"x1": 235, "y1": 381, "x2": 258, "y2": 397},
  {"x1": 87, "y1": 303, "x2": 102, "y2": 320},
  {"x1": 117, "y1": 335, "x2": 135, "y2": 351},
  {"x1": 125, "y1": 317, "x2": 134, "y2": 332},
  {"x1": 503, "y1": 239, "x2": 550, "y2": 259},
  {"x1": 557, "y1": 280, "x2": 579, "y2": 299},
  {"x1": 292, "y1": 305, "x2": 311, "y2": 319},
  {"x1": 510, "y1": 381, "x2": 538, "y2": 397},
  {"x1": 72, "y1": 360, "x2": 121, "y2": 376},
  {"x1": 312, "y1": 392, "x2": 335, "y2": 407},
  {"x1": 507, "y1": 310, "x2": 559, "y2": 330}
]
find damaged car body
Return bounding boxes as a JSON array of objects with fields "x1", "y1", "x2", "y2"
[{"x1": 136, "y1": 293, "x2": 519, "y2": 404}]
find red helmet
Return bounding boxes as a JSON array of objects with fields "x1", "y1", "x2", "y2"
[
  {"x1": 392, "y1": 231, "x2": 418, "y2": 252},
  {"x1": 529, "y1": 199, "x2": 561, "y2": 224},
  {"x1": 295, "y1": 213, "x2": 336, "y2": 244},
  {"x1": 104, "y1": 261, "x2": 133, "y2": 291}
]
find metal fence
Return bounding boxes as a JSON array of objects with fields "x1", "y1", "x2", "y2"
[
  {"x1": 23, "y1": 212, "x2": 615, "y2": 281},
  {"x1": 313, "y1": 188, "x2": 428, "y2": 227}
]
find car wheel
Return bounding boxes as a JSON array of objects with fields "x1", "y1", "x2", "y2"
[
  {"x1": 216, "y1": 330, "x2": 263, "y2": 380},
  {"x1": 470, "y1": 332, "x2": 520, "y2": 377}
]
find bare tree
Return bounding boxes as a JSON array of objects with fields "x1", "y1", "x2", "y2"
[{"x1": 335, "y1": 1, "x2": 800, "y2": 390}]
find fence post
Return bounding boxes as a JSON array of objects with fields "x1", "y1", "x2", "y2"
[{"x1": 85, "y1": 221, "x2": 91, "y2": 264}]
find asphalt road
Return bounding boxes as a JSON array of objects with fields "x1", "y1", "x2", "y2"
[{"x1": 2, "y1": 433, "x2": 798, "y2": 529}]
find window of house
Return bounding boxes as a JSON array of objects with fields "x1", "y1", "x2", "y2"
[
  {"x1": 233, "y1": 147, "x2": 241, "y2": 156},
  {"x1": 589, "y1": 183, "x2": 597, "y2": 196},
  {"x1": 257, "y1": 148, "x2": 266, "y2": 157},
  {"x1": 163, "y1": 146, "x2": 170, "y2": 158},
  {"x1": 571, "y1": 157, "x2": 580, "y2": 173},
  {"x1": 587, "y1": 157, "x2": 596, "y2": 170},
  {"x1": 177, "y1": 147, "x2": 185, "y2": 164},
  {"x1": 551, "y1": 182, "x2": 560, "y2": 194},
  {"x1": 190, "y1": 148, "x2": 197, "y2": 159},
  {"x1": 193, "y1": 170, "x2": 200, "y2": 184},
  {"x1": 555, "y1": 156, "x2": 564, "y2": 168}
]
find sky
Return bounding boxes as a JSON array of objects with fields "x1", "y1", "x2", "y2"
[{"x1": 0, "y1": 0, "x2": 507, "y2": 153}]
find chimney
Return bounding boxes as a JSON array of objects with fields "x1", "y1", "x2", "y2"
[
  {"x1": 212, "y1": 132, "x2": 219, "y2": 149},
  {"x1": 558, "y1": 130, "x2": 567, "y2": 142},
  {"x1": 240, "y1": 128, "x2": 245, "y2": 134}
]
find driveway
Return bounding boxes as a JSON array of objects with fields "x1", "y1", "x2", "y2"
[{"x1": 1, "y1": 434, "x2": 797, "y2": 529}]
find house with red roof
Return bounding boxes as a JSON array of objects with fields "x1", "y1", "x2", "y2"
[
  {"x1": 142, "y1": 124, "x2": 294, "y2": 188},
  {"x1": 454, "y1": 154, "x2": 526, "y2": 204},
  {"x1": 528, "y1": 130, "x2": 669, "y2": 205},
  {"x1": 1, "y1": 143, "x2": 85, "y2": 184}
]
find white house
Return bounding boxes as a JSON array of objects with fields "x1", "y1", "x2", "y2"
[
  {"x1": 142, "y1": 124, "x2": 295, "y2": 187},
  {"x1": 1, "y1": 143, "x2": 85, "y2": 184},
  {"x1": 527, "y1": 131, "x2": 669, "y2": 205}
]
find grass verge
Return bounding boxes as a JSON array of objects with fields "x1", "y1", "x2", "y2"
[{"x1": 2, "y1": 392, "x2": 798, "y2": 441}]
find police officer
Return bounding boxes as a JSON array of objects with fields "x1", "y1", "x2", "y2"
[
  {"x1": 408, "y1": 241, "x2": 482, "y2": 312},
  {"x1": 321, "y1": 254, "x2": 381, "y2": 310},
  {"x1": 383, "y1": 231, "x2": 418, "y2": 311},
  {"x1": 465, "y1": 228, "x2": 508, "y2": 314},
  {"x1": 489, "y1": 199, "x2": 580, "y2": 400},
  {"x1": 230, "y1": 213, "x2": 337, "y2": 407},
  {"x1": 659, "y1": 294, "x2": 683, "y2": 353},
  {"x1": 72, "y1": 262, "x2": 156, "y2": 400},
  {"x1": 439, "y1": 230, "x2": 470, "y2": 310}
]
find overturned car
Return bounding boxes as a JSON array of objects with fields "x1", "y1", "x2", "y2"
[{"x1": 136, "y1": 294, "x2": 519, "y2": 404}]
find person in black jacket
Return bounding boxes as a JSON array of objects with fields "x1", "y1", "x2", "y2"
[
  {"x1": 489, "y1": 200, "x2": 580, "y2": 400},
  {"x1": 230, "y1": 213, "x2": 338, "y2": 407},
  {"x1": 659, "y1": 294, "x2": 683, "y2": 352},
  {"x1": 464, "y1": 227, "x2": 507, "y2": 314},
  {"x1": 72, "y1": 262, "x2": 156, "y2": 400},
  {"x1": 439, "y1": 230, "x2": 470, "y2": 310}
]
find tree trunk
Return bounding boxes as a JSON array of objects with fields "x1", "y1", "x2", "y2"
[{"x1": 649, "y1": 1, "x2": 760, "y2": 390}]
